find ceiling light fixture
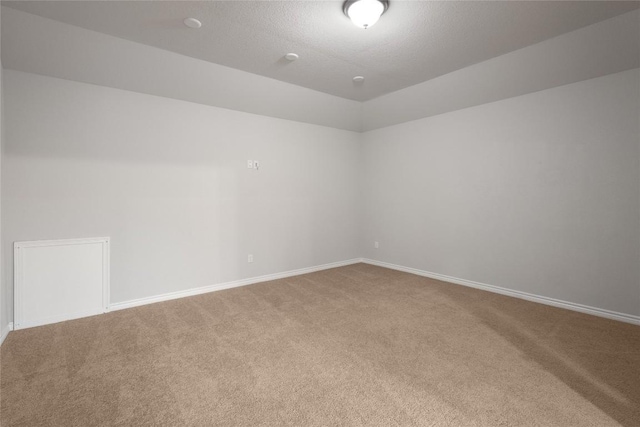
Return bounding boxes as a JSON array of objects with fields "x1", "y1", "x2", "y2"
[
  {"x1": 285, "y1": 53, "x2": 299, "y2": 61},
  {"x1": 183, "y1": 18, "x2": 202, "y2": 29},
  {"x1": 353, "y1": 76, "x2": 365, "y2": 83},
  {"x1": 343, "y1": 0, "x2": 389, "y2": 29}
]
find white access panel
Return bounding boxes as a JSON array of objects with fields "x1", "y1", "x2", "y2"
[{"x1": 14, "y1": 237, "x2": 110, "y2": 330}]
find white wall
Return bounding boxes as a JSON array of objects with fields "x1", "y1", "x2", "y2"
[
  {"x1": 362, "y1": 69, "x2": 640, "y2": 317},
  {"x1": 2, "y1": 70, "x2": 362, "y2": 315},
  {"x1": 2, "y1": 70, "x2": 639, "y2": 325},
  {"x1": 0, "y1": 4, "x2": 5, "y2": 336}
]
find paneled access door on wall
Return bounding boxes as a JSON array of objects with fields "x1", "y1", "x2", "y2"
[{"x1": 14, "y1": 237, "x2": 110, "y2": 330}]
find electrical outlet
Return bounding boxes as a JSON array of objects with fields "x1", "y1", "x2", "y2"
[
  {"x1": 248, "y1": 254, "x2": 254, "y2": 263},
  {"x1": 374, "y1": 241, "x2": 379, "y2": 249},
  {"x1": 247, "y1": 160, "x2": 253, "y2": 169}
]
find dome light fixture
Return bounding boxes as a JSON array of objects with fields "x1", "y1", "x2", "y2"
[{"x1": 343, "y1": 0, "x2": 389, "y2": 29}]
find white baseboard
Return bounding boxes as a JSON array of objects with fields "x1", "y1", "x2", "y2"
[
  {"x1": 363, "y1": 258, "x2": 640, "y2": 326},
  {"x1": 110, "y1": 258, "x2": 363, "y2": 312},
  {"x1": 12, "y1": 257, "x2": 638, "y2": 329},
  {"x1": 0, "y1": 322, "x2": 14, "y2": 347},
  {"x1": 14, "y1": 309, "x2": 105, "y2": 331}
]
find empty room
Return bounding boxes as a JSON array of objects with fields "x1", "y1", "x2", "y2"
[{"x1": 0, "y1": 0, "x2": 639, "y2": 425}]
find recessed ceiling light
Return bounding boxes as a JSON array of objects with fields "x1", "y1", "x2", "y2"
[
  {"x1": 183, "y1": 18, "x2": 202, "y2": 29},
  {"x1": 285, "y1": 53, "x2": 299, "y2": 61},
  {"x1": 353, "y1": 76, "x2": 365, "y2": 83},
  {"x1": 343, "y1": 0, "x2": 389, "y2": 29}
]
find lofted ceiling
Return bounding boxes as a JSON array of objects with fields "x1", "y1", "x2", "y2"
[{"x1": 4, "y1": 0, "x2": 639, "y2": 102}]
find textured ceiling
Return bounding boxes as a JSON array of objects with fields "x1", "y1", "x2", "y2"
[{"x1": 4, "y1": 1, "x2": 639, "y2": 101}]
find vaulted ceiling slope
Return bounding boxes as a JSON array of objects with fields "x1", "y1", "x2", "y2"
[
  {"x1": 1, "y1": 7, "x2": 364, "y2": 132},
  {"x1": 4, "y1": 0, "x2": 638, "y2": 102},
  {"x1": 2, "y1": 4, "x2": 639, "y2": 131}
]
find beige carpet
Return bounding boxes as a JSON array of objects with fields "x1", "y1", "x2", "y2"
[{"x1": 1, "y1": 263, "x2": 639, "y2": 426}]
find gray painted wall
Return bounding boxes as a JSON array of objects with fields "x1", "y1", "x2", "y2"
[
  {"x1": 2, "y1": 70, "x2": 362, "y2": 320},
  {"x1": 0, "y1": 5, "x2": 4, "y2": 333},
  {"x1": 362, "y1": 69, "x2": 640, "y2": 317},
  {"x1": 3, "y1": 68, "x2": 638, "y2": 326}
]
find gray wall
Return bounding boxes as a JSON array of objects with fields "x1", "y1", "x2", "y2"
[
  {"x1": 0, "y1": 4, "x2": 4, "y2": 333},
  {"x1": 2, "y1": 70, "x2": 362, "y2": 317},
  {"x1": 362, "y1": 69, "x2": 640, "y2": 317},
  {"x1": 1, "y1": 32, "x2": 638, "y2": 328},
  {"x1": 2, "y1": 69, "x2": 639, "y2": 324}
]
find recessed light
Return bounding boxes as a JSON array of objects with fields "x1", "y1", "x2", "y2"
[
  {"x1": 183, "y1": 18, "x2": 202, "y2": 29},
  {"x1": 353, "y1": 76, "x2": 365, "y2": 83},
  {"x1": 285, "y1": 53, "x2": 299, "y2": 61}
]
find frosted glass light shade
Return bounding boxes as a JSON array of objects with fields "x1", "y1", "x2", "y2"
[{"x1": 345, "y1": 0, "x2": 387, "y2": 29}]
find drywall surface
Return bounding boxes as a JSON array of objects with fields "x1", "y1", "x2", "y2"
[
  {"x1": 3, "y1": 7, "x2": 639, "y2": 134},
  {"x1": 0, "y1": 7, "x2": 362, "y2": 132},
  {"x1": 362, "y1": 69, "x2": 640, "y2": 317},
  {"x1": 363, "y1": 10, "x2": 640, "y2": 131},
  {"x1": 5, "y1": 1, "x2": 638, "y2": 102},
  {"x1": 2, "y1": 70, "x2": 362, "y2": 318},
  {"x1": 0, "y1": 4, "x2": 6, "y2": 336}
]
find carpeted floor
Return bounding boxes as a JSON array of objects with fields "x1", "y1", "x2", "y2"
[{"x1": 1, "y1": 263, "x2": 639, "y2": 426}]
